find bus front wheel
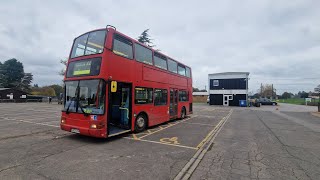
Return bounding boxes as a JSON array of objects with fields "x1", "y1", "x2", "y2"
[{"x1": 135, "y1": 114, "x2": 147, "y2": 133}]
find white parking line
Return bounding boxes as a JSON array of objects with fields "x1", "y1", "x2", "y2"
[{"x1": 0, "y1": 118, "x2": 59, "y2": 128}]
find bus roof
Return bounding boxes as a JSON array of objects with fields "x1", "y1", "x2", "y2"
[{"x1": 106, "y1": 27, "x2": 191, "y2": 70}]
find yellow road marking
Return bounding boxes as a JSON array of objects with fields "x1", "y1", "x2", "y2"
[
  {"x1": 132, "y1": 134, "x2": 139, "y2": 140},
  {"x1": 196, "y1": 109, "x2": 233, "y2": 149},
  {"x1": 124, "y1": 137, "x2": 197, "y2": 150},
  {"x1": 181, "y1": 122, "x2": 215, "y2": 126},
  {"x1": 196, "y1": 118, "x2": 224, "y2": 149},
  {"x1": 160, "y1": 137, "x2": 180, "y2": 145}
]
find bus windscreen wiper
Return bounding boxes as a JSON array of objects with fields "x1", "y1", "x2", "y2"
[
  {"x1": 78, "y1": 102, "x2": 89, "y2": 116},
  {"x1": 74, "y1": 86, "x2": 89, "y2": 116}
]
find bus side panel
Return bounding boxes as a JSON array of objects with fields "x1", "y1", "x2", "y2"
[
  {"x1": 152, "y1": 105, "x2": 169, "y2": 125},
  {"x1": 133, "y1": 105, "x2": 158, "y2": 128},
  {"x1": 143, "y1": 66, "x2": 187, "y2": 86}
]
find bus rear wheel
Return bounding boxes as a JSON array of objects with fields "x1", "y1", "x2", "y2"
[
  {"x1": 135, "y1": 114, "x2": 147, "y2": 133},
  {"x1": 180, "y1": 107, "x2": 186, "y2": 119}
]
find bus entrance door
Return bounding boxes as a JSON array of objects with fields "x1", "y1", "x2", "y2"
[
  {"x1": 170, "y1": 89, "x2": 178, "y2": 118},
  {"x1": 108, "y1": 82, "x2": 131, "y2": 137}
]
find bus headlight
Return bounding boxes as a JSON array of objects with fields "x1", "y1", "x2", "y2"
[
  {"x1": 61, "y1": 117, "x2": 66, "y2": 124},
  {"x1": 90, "y1": 124, "x2": 97, "y2": 129}
]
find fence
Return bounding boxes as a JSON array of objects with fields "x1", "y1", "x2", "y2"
[{"x1": 0, "y1": 99, "x2": 43, "y2": 103}]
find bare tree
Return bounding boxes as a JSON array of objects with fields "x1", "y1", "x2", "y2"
[
  {"x1": 259, "y1": 84, "x2": 276, "y2": 98},
  {"x1": 59, "y1": 59, "x2": 67, "y2": 76}
]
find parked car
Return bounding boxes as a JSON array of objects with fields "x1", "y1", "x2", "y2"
[
  {"x1": 256, "y1": 98, "x2": 277, "y2": 106},
  {"x1": 207, "y1": 96, "x2": 210, "y2": 104}
]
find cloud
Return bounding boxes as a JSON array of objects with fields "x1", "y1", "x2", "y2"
[{"x1": 0, "y1": 0, "x2": 319, "y2": 93}]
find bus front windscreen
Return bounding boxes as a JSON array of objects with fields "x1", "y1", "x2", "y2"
[
  {"x1": 64, "y1": 79, "x2": 105, "y2": 115},
  {"x1": 70, "y1": 30, "x2": 106, "y2": 58}
]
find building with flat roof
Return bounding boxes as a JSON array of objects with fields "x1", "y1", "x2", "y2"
[
  {"x1": 192, "y1": 92, "x2": 209, "y2": 103},
  {"x1": 0, "y1": 88, "x2": 28, "y2": 102},
  {"x1": 208, "y1": 72, "x2": 249, "y2": 106}
]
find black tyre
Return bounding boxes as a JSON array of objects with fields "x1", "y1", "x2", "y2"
[
  {"x1": 180, "y1": 107, "x2": 186, "y2": 119},
  {"x1": 135, "y1": 114, "x2": 147, "y2": 133}
]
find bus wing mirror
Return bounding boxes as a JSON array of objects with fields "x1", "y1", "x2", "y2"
[{"x1": 111, "y1": 81, "x2": 117, "y2": 92}]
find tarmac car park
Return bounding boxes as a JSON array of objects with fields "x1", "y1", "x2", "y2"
[{"x1": 0, "y1": 102, "x2": 319, "y2": 180}]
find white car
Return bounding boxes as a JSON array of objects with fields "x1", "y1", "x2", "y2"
[{"x1": 207, "y1": 96, "x2": 210, "y2": 104}]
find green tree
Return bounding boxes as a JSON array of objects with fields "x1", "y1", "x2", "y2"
[
  {"x1": 298, "y1": 91, "x2": 309, "y2": 98},
  {"x1": 193, "y1": 87, "x2": 200, "y2": 92},
  {"x1": 31, "y1": 86, "x2": 56, "y2": 96},
  {"x1": 137, "y1": 29, "x2": 155, "y2": 48},
  {"x1": 252, "y1": 93, "x2": 260, "y2": 99},
  {"x1": 0, "y1": 62, "x2": 4, "y2": 87},
  {"x1": 314, "y1": 85, "x2": 320, "y2": 96},
  {"x1": 1, "y1": 59, "x2": 24, "y2": 88},
  {"x1": 281, "y1": 92, "x2": 292, "y2": 99},
  {"x1": 49, "y1": 84, "x2": 63, "y2": 97}
]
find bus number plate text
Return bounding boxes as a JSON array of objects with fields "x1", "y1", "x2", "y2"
[{"x1": 71, "y1": 128, "x2": 80, "y2": 134}]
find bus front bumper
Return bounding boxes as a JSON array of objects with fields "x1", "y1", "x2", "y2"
[{"x1": 61, "y1": 124, "x2": 106, "y2": 138}]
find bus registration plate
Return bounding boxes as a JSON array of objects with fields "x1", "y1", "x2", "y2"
[{"x1": 71, "y1": 128, "x2": 80, "y2": 134}]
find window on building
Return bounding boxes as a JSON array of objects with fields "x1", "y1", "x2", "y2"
[
  {"x1": 135, "y1": 43, "x2": 153, "y2": 65},
  {"x1": 168, "y1": 59, "x2": 177, "y2": 73},
  {"x1": 179, "y1": 90, "x2": 189, "y2": 102},
  {"x1": 154, "y1": 89, "x2": 168, "y2": 106},
  {"x1": 113, "y1": 34, "x2": 133, "y2": 59},
  {"x1": 186, "y1": 67, "x2": 191, "y2": 77},
  {"x1": 178, "y1": 64, "x2": 186, "y2": 76},
  {"x1": 135, "y1": 87, "x2": 153, "y2": 104},
  {"x1": 154, "y1": 53, "x2": 167, "y2": 70},
  {"x1": 213, "y1": 80, "x2": 219, "y2": 86}
]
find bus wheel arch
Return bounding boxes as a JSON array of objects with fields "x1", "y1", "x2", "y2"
[
  {"x1": 134, "y1": 112, "x2": 148, "y2": 133},
  {"x1": 180, "y1": 106, "x2": 186, "y2": 119}
]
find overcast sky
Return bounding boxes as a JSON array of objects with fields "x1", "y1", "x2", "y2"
[{"x1": 0, "y1": 0, "x2": 319, "y2": 94}]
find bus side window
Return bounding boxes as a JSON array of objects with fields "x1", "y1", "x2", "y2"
[
  {"x1": 113, "y1": 34, "x2": 133, "y2": 59},
  {"x1": 179, "y1": 90, "x2": 188, "y2": 102},
  {"x1": 168, "y1": 59, "x2": 178, "y2": 73},
  {"x1": 135, "y1": 43, "x2": 153, "y2": 65},
  {"x1": 135, "y1": 87, "x2": 153, "y2": 104},
  {"x1": 186, "y1": 67, "x2": 191, "y2": 77},
  {"x1": 154, "y1": 89, "x2": 168, "y2": 106},
  {"x1": 154, "y1": 53, "x2": 168, "y2": 70},
  {"x1": 178, "y1": 64, "x2": 186, "y2": 76}
]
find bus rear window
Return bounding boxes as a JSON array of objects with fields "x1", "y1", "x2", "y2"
[{"x1": 70, "y1": 30, "x2": 106, "y2": 58}]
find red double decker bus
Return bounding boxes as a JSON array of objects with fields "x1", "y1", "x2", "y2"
[{"x1": 61, "y1": 26, "x2": 192, "y2": 138}]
